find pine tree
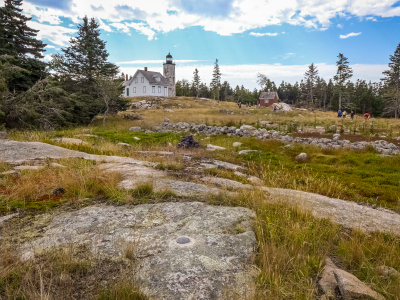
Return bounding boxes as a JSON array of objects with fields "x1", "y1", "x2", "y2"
[
  {"x1": 333, "y1": 53, "x2": 353, "y2": 110},
  {"x1": 210, "y1": 59, "x2": 221, "y2": 101},
  {"x1": 0, "y1": 0, "x2": 47, "y2": 91},
  {"x1": 382, "y1": 42, "x2": 400, "y2": 118},
  {"x1": 304, "y1": 63, "x2": 318, "y2": 106},
  {"x1": 52, "y1": 16, "x2": 118, "y2": 92},
  {"x1": 192, "y1": 68, "x2": 200, "y2": 98}
]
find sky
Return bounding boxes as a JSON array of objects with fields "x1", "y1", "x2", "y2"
[{"x1": 3, "y1": 0, "x2": 400, "y2": 89}]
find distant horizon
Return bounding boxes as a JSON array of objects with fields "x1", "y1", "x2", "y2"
[{"x1": 3, "y1": 0, "x2": 400, "y2": 89}]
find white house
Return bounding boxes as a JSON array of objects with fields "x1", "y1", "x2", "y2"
[{"x1": 122, "y1": 53, "x2": 176, "y2": 98}]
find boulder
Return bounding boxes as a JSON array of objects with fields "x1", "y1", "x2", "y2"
[
  {"x1": 133, "y1": 137, "x2": 141, "y2": 141},
  {"x1": 333, "y1": 133, "x2": 341, "y2": 141},
  {"x1": 21, "y1": 203, "x2": 257, "y2": 300},
  {"x1": 240, "y1": 125, "x2": 256, "y2": 131},
  {"x1": 129, "y1": 126, "x2": 142, "y2": 132},
  {"x1": 334, "y1": 269, "x2": 385, "y2": 300},
  {"x1": 118, "y1": 142, "x2": 131, "y2": 146},
  {"x1": 233, "y1": 142, "x2": 242, "y2": 147},
  {"x1": 295, "y1": 153, "x2": 308, "y2": 162},
  {"x1": 14, "y1": 165, "x2": 44, "y2": 170},
  {"x1": 206, "y1": 144, "x2": 226, "y2": 151},
  {"x1": 177, "y1": 135, "x2": 200, "y2": 149},
  {"x1": 123, "y1": 114, "x2": 142, "y2": 120}
]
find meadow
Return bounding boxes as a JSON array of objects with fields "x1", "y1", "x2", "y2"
[{"x1": 1, "y1": 97, "x2": 400, "y2": 299}]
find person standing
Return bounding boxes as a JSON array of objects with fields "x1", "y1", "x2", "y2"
[
  {"x1": 351, "y1": 110, "x2": 355, "y2": 119},
  {"x1": 364, "y1": 113, "x2": 370, "y2": 119},
  {"x1": 338, "y1": 109, "x2": 342, "y2": 118}
]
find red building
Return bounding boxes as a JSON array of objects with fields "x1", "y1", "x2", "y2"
[{"x1": 258, "y1": 90, "x2": 279, "y2": 107}]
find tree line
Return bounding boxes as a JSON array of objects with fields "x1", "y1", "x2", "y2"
[
  {"x1": 176, "y1": 49, "x2": 400, "y2": 118},
  {"x1": 0, "y1": 0, "x2": 127, "y2": 130}
]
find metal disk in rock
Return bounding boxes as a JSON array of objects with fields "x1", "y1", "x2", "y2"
[{"x1": 21, "y1": 202, "x2": 256, "y2": 300}]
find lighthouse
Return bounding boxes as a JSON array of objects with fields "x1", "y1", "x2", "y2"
[{"x1": 163, "y1": 52, "x2": 176, "y2": 97}]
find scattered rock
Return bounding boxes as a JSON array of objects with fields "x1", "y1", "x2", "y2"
[
  {"x1": 295, "y1": 152, "x2": 308, "y2": 162},
  {"x1": 74, "y1": 134, "x2": 99, "y2": 138},
  {"x1": 129, "y1": 126, "x2": 142, "y2": 132},
  {"x1": 233, "y1": 142, "x2": 242, "y2": 147},
  {"x1": 50, "y1": 163, "x2": 66, "y2": 168},
  {"x1": 333, "y1": 133, "x2": 341, "y2": 141},
  {"x1": 118, "y1": 142, "x2": 130, "y2": 146},
  {"x1": 123, "y1": 114, "x2": 142, "y2": 120},
  {"x1": 248, "y1": 176, "x2": 263, "y2": 185},
  {"x1": 14, "y1": 165, "x2": 44, "y2": 170},
  {"x1": 177, "y1": 135, "x2": 200, "y2": 149},
  {"x1": 1, "y1": 170, "x2": 20, "y2": 175},
  {"x1": 206, "y1": 144, "x2": 226, "y2": 151},
  {"x1": 51, "y1": 138, "x2": 89, "y2": 146},
  {"x1": 318, "y1": 258, "x2": 339, "y2": 299},
  {"x1": 53, "y1": 188, "x2": 66, "y2": 195},
  {"x1": 0, "y1": 131, "x2": 8, "y2": 139},
  {"x1": 20, "y1": 203, "x2": 256, "y2": 300},
  {"x1": 238, "y1": 150, "x2": 258, "y2": 155},
  {"x1": 164, "y1": 109, "x2": 174, "y2": 112},
  {"x1": 134, "y1": 137, "x2": 140, "y2": 141},
  {"x1": 376, "y1": 265, "x2": 399, "y2": 278},
  {"x1": 334, "y1": 269, "x2": 385, "y2": 300}
]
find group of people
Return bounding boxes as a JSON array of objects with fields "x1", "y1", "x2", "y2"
[{"x1": 338, "y1": 109, "x2": 370, "y2": 119}]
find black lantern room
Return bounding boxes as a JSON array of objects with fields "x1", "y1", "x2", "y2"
[{"x1": 166, "y1": 52, "x2": 173, "y2": 64}]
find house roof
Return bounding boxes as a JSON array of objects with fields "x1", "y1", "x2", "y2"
[
  {"x1": 259, "y1": 91, "x2": 278, "y2": 100},
  {"x1": 123, "y1": 69, "x2": 169, "y2": 86}
]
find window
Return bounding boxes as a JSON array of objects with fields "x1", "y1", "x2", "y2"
[
  {"x1": 143, "y1": 86, "x2": 146, "y2": 93},
  {"x1": 152, "y1": 86, "x2": 155, "y2": 93},
  {"x1": 126, "y1": 88, "x2": 129, "y2": 96},
  {"x1": 265, "y1": 99, "x2": 269, "y2": 104},
  {"x1": 135, "y1": 78, "x2": 138, "y2": 83},
  {"x1": 158, "y1": 86, "x2": 161, "y2": 93},
  {"x1": 133, "y1": 87, "x2": 136, "y2": 93},
  {"x1": 141, "y1": 77, "x2": 144, "y2": 83}
]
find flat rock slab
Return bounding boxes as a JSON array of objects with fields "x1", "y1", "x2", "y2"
[
  {"x1": 264, "y1": 187, "x2": 400, "y2": 236},
  {"x1": 21, "y1": 202, "x2": 256, "y2": 300},
  {"x1": 51, "y1": 138, "x2": 89, "y2": 145}
]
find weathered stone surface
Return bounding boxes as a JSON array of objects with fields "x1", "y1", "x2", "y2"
[
  {"x1": 295, "y1": 152, "x2": 308, "y2": 161},
  {"x1": 14, "y1": 165, "x2": 44, "y2": 170},
  {"x1": 177, "y1": 135, "x2": 199, "y2": 149},
  {"x1": 233, "y1": 142, "x2": 242, "y2": 147},
  {"x1": 206, "y1": 144, "x2": 226, "y2": 151},
  {"x1": 0, "y1": 170, "x2": 19, "y2": 175},
  {"x1": 376, "y1": 265, "x2": 399, "y2": 278},
  {"x1": 51, "y1": 138, "x2": 89, "y2": 145},
  {"x1": 0, "y1": 213, "x2": 18, "y2": 227},
  {"x1": 74, "y1": 134, "x2": 99, "y2": 138},
  {"x1": 238, "y1": 150, "x2": 258, "y2": 155},
  {"x1": 21, "y1": 203, "x2": 257, "y2": 300},
  {"x1": 318, "y1": 258, "x2": 339, "y2": 299},
  {"x1": 201, "y1": 159, "x2": 245, "y2": 171},
  {"x1": 50, "y1": 163, "x2": 66, "y2": 168},
  {"x1": 201, "y1": 176, "x2": 245, "y2": 190},
  {"x1": 0, "y1": 131, "x2": 8, "y2": 139},
  {"x1": 129, "y1": 126, "x2": 142, "y2": 132},
  {"x1": 134, "y1": 137, "x2": 140, "y2": 140},
  {"x1": 118, "y1": 142, "x2": 130, "y2": 146},
  {"x1": 334, "y1": 269, "x2": 385, "y2": 300},
  {"x1": 134, "y1": 151, "x2": 174, "y2": 156}
]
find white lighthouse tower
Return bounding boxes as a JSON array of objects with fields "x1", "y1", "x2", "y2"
[{"x1": 163, "y1": 52, "x2": 176, "y2": 97}]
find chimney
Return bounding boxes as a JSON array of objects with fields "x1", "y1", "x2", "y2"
[
  {"x1": 126, "y1": 74, "x2": 128, "y2": 81},
  {"x1": 144, "y1": 67, "x2": 148, "y2": 71}
]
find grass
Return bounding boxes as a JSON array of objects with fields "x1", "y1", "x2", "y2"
[{"x1": 1, "y1": 97, "x2": 400, "y2": 299}]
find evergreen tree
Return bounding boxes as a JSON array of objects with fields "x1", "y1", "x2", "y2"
[
  {"x1": 192, "y1": 68, "x2": 200, "y2": 98},
  {"x1": 304, "y1": 63, "x2": 318, "y2": 106},
  {"x1": 382, "y1": 42, "x2": 400, "y2": 118},
  {"x1": 257, "y1": 73, "x2": 277, "y2": 91},
  {"x1": 52, "y1": 16, "x2": 118, "y2": 94},
  {"x1": 210, "y1": 59, "x2": 221, "y2": 101},
  {"x1": 333, "y1": 53, "x2": 353, "y2": 110},
  {"x1": 0, "y1": 0, "x2": 47, "y2": 91}
]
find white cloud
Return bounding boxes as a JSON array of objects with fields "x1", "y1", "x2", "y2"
[
  {"x1": 250, "y1": 32, "x2": 279, "y2": 37},
  {"x1": 337, "y1": 23, "x2": 344, "y2": 28},
  {"x1": 366, "y1": 16, "x2": 378, "y2": 21},
  {"x1": 42, "y1": 54, "x2": 53, "y2": 62},
  {"x1": 21, "y1": 0, "x2": 400, "y2": 42},
  {"x1": 28, "y1": 21, "x2": 76, "y2": 46},
  {"x1": 120, "y1": 62, "x2": 388, "y2": 90},
  {"x1": 340, "y1": 32, "x2": 362, "y2": 39}
]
